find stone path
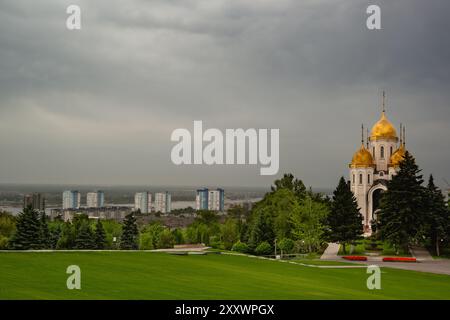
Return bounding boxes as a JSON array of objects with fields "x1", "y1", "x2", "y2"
[{"x1": 320, "y1": 243, "x2": 340, "y2": 260}]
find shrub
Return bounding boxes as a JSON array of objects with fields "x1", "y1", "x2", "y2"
[
  {"x1": 255, "y1": 241, "x2": 272, "y2": 256},
  {"x1": 278, "y1": 238, "x2": 294, "y2": 254},
  {"x1": 231, "y1": 241, "x2": 249, "y2": 253}
]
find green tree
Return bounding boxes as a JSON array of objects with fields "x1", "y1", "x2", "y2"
[
  {"x1": 157, "y1": 229, "x2": 175, "y2": 249},
  {"x1": 326, "y1": 177, "x2": 363, "y2": 254},
  {"x1": 9, "y1": 206, "x2": 42, "y2": 250},
  {"x1": 39, "y1": 212, "x2": 51, "y2": 249},
  {"x1": 248, "y1": 207, "x2": 274, "y2": 250},
  {"x1": 74, "y1": 221, "x2": 95, "y2": 249},
  {"x1": 220, "y1": 218, "x2": 240, "y2": 250},
  {"x1": 120, "y1": 213, "x2": 139, "y2": 250},
  {"x1": 423, "y1": 175, "x2": 449, "y2": 256},
  {"x1": 271, "y1": 173, "x2": 307, "y2": 201},
  {"x1": 291, "y1": 196, "x2": 329, "y2": 253},
  {"x1": 378, "y1": 151, "x2": 426, "y2": 253},
  {"x1": 94, "y1": 219, "x2": 107, "y2": 249},
  {"x1": 278, "y1": 238, "x2": 295, "y2": 257},
  {"x1": 0, "y1": 212, "x2": 16, "y2": 249}
]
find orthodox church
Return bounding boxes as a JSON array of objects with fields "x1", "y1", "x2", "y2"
[{"x1": 349, "y1": 92, "x2": 408, "y2": 234}]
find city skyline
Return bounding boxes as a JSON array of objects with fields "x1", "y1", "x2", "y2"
[{"x1": 1, "y1": 0, "x2": 449, "y2": 189}]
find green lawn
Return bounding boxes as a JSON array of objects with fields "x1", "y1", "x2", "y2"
[{"x1": 0, "y1": 252, "x2": 449, "y2": 300}]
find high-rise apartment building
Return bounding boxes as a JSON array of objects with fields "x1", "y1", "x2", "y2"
[
  {"x1": 62, "y1": 190, "x2": 81, "y2": 209},
  {"x1": 154, "y1": 192, "x2": 171, "y2": 213},
  {"x1": 195, "y1": 188, "x2": 225, "y2": 211},
  {"x1": 86, "y1": 191, "x2": 105, "y2": 208},
  {"x1": 208, "y1": 188, "x2": 225, "y2": 211},
  {"x1": 196, "y1": 188, "x2": 209, "y2": 210},
  {"x1": 23, "y1": 193, "x2": 45, "y2": 211},
  {"x1": 134, "y1": 192, "x2": 152, "y2": 214}
]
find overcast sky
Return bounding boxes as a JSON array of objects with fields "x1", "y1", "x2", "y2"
[{"x1": 0, "y1": 0, "x2": 449, "y2": 189}]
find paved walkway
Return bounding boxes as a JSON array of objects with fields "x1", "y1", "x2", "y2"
[
  {"x1": 410, "y1": 246, "x2": 434, "y2": 261},
  {"x1": 320, "y1": 243, "x2": 340, "y2": 260}
]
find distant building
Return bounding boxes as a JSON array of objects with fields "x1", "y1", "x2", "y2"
[
  {"x1": 155, "y1": 192, "x2": 171, "y2": 213},
  {"x1": 50, "y1": 206, "x2": 131, "y2": 222},
  {"x1": 134, "y1": 192, "x2": 152, "y2": 214},
  {"x1": 196, "y1": 188, "x2": 209, "y2": 210},
  {"x1": 208, "y1": 188, "x2": 225, "y2": 211},
  {"x1": 195, "y1": 188, "x2": 225, "y2": 211},
  {"x1": 86, "y1": 191, "x2": 105, "y2": 208},
  {"x1": 23, "y1": 193, "x2": 45, "y2": 211},
  {"x1": 62, "y1": 190, "x2": 81, "y2": 209}
]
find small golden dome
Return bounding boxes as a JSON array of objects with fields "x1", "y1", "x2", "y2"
[
  {"x1": 370, "y1": 112, "x2": 398, "y2": 141},
  {"x1": 350, "y1": 144, "x2": 375, "y2": 168},
  {"x1": 390, "y1": 145, "x2": 406, "y2": 167}
]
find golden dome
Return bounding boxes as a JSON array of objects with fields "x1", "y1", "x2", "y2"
[
  {"x1": 370, "y1": 112, "x2": 398, "y2": 141},
  {"x1": 350, "y1": 144, "x2": 375, "y2": 168},
  {"x1": 390, "y1": 145, "x2": 406, "y2": 167}
]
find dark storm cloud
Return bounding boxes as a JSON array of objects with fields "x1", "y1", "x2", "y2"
[{"x1": 0, "y1": 0, "x2": 449, "y2": 188}]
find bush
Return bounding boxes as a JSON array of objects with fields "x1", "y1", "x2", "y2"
[
  {"x1": 255, "y1": 241, "x2": 272, "y2": 256},
  {"x1": 209, "y1": 236, "x2": 224, "y2": 250},
  {"x1": 231, "y1": 241, "x2": 249, "y2": 253},
  {"x1": 278, "y1": 238, "x2": 294, "y2": 254}
]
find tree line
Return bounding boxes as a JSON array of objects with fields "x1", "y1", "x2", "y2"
[{"x1": 1, "y1": 153, "x2": 449, "y2": 256}]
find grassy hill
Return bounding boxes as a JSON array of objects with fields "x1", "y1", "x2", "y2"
[{"x1": 0, "y1": 252, "x2": 449, "y2": 299}]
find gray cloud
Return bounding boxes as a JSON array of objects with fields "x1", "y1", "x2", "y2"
[{"x1": 0, "y1": 0, "x2": 449, "y2": 189}]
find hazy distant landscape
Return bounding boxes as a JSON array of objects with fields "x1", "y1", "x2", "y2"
[{"x1": 0, "y1": 183, "x2": 333, "y2": 208}]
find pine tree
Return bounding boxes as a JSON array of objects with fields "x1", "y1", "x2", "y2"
[
  {"x1": 9, "y1": 206, "x2": 42, "y2": 250},
  {"x1": 424, "y1": 175, "x2": 448, "y2": 256},
  {"x1": 326, "y1": 177, "x2": 363, "y2": 253},
  {"x1": 39, "y1": 212, "x2": 51, "y2": 249},
  {"x1": 377, "y1": 151, "x2": 426, "y2": 253},
  {"x1": 120, "y1": 213, "x2": 139, "y2": 250},
  {"x1": 94, "y1": 219, "x2": 107, "y2": 249},
  {"x1": 74, "y1": 222, "x2": 95, "y2": 249}
]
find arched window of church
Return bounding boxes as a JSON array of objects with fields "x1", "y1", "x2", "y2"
[
  {"x1": 359, "y1": 174, "x2": 363, "y2": 184},
  {"x1": 352, "y1": 174, "x2": 355, "y2": 184},
  {"x1": 380, "y1": 146, "x2": 385, "y2": 158},
  {"x1": 368, "y1": 174, "x2": 371, "y2": 184},
  {"x1": 390, "y1": 146, "x2": 393, "y2": 156},
  {"x1": 380, "y1": 171, "x2": 384, "y2": 177},
  {"x1": 373, "y1": 147, "x2": 375, "y2": 158}
]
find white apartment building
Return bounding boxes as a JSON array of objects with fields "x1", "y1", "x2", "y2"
[
  {"x1": 62, "y1": 190, "x2": 81, "y2": 209},
  {"x1": 134, "y1": 192, "x2": 152, "y2": 214},
  {"x1": 86, "y1": 191, "x2": 105, "y2": 208},
  {"x1": 154, "y1": 192, "x2": 171, "y2": 213}
]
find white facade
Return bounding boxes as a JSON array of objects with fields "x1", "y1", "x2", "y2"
[
  {"x1": 155, "y1": 192, "x2": 171, "y2": 213},
  {"x1": 86, "y1": 191, "x2": 105, "y2": 208},
  {"x1": 62, "y1": 190, "x2": 81, "y2": 209},
  {"x1": 134, "y1": 192, "x2": 151, "y2": 214},
  {"x1": 349, "y1": 106, "x2": 406, "y2": 234},
  {"x1": 208, "y1": 189, "x2": 225, "y2": 211}
]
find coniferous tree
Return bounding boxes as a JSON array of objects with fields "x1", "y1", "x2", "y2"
[
  {"x1": 39, "y1": 212, "x2": 51, "y2": 249},
  {"x1": 94, "y1": 219, "x2": 107, "y2": 249},
  {"x1": 9, "y1": 206, "x2": 41, "y2": 250},
  {"x1": 120, "y1": 213, "x2": 139, "y2": 250},
  {"x1": 424, "y1": 175, "x2": 448, "y2": 256},
  {"x1": 74, "y1": 222, "x2": 95, "y2": 249},
  {"x1": 325, "y1": 177, "x2": 363, "y2": 253},
  {"x1": 377, "y1": 151, "x2": 426, "y2": 253}
]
